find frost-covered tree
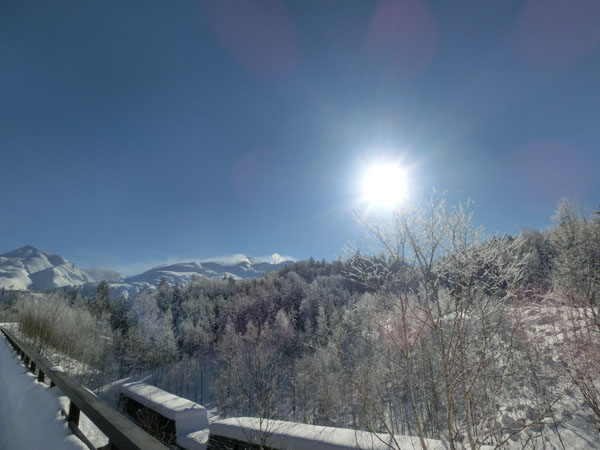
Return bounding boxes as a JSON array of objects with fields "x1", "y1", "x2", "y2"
[
  {"x1": 550, "y1": 199, "x2": 600, "y2": 312},
  {"x1": 90, "y1": 280, "x2": 111, "y2": 317},
  {"x1": 547, "y1": 199, "x2": 600, "y2": 427},
  {"x1": 299, "y1": 274, "x2": 357, "y2": 346},
  {"x1": 119, "y1": 291, "x2": 177, "y2": 383},
  {"x1": 17, "y1": 292, "x2": 113, "y2": 390},
  {"x1": 345, "y1": 194, "x2": 548, "y2": 450},
  {"x1": 215, "y1": 309, "x2": 293, "y2": 449},
  {"x1": 179, "y1": 293, "x2": 217, "y2": 402},
  {"x1": 109, "y1": 295, "x2": 130, "y2": 334}
]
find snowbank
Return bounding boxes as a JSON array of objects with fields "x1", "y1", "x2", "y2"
[
  {"x1": 120, "y1": 381, "x2": 209, "y2": 449},
  {"x1": 210, "y1": 417, "x2": 448, "y2": 450},
  {"x1": 0, "y1": 335, "x2": 88, "y2": 450}
]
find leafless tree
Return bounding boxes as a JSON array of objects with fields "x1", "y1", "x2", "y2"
[
  {"x1": 547, "y1": 199, "x2": 600, "y2": 427},
  {"x1": 344, "y1": 193, "x2": 557, "y2": 449},
  {"x1": 214, "y1": 309, "x2": 293, "y2": 450}
]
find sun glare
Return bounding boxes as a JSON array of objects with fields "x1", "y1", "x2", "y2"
[{"x1": 362, "y1": 164, "x2": 408, "y2": 208}]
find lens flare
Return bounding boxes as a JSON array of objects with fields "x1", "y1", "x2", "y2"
[{"x1": 362, "y1": 164, "x2": 408, "y2": 208}]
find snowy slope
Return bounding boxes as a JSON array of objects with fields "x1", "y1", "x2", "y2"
[
  {"x1": 82, "y1": 267, "x2": 123, "y2": 282},
  {"x1": 95, "y1": 255, "x2": 294, "y2": 298},
  {"x1": 0, "y1": 246, "x2": 123, "y2": 291},
  {"x1": 0, "y1": 246, "x2": 93, "y2": 290},
  {"x1": 126, "y1": 256, "x2": 292, "y2": 286},
  {"x1": 0, "y1": 335, "x2": 88, "y2": 450}
]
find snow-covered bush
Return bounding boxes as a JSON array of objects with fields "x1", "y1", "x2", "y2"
[{"x1": 16, "y1": 292, "x2": 111, "y2": 385}]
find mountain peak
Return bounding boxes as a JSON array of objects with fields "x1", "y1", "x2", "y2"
[
  {"x1": 0, "y1": 245, "x2": 100, "y2": 290},
  {"x1": 1, "y1": 245, "x2": 45, "y2": 258}
]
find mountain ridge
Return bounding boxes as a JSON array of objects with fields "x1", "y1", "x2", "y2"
[
  {"x1": 0, "y1": 246, "x2": 294, "y2": 296},
  {"x1": 0, "y1": 245, "x2": 98, "y2": 290}
]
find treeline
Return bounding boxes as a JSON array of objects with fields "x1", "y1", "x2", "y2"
[{"x1": 4, "y1": 197, "x2": 599, "y2": 449}]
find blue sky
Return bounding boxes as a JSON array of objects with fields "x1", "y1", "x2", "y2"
[{"x1": 1, "y1": 0, "x2": 599, "y2": 274}]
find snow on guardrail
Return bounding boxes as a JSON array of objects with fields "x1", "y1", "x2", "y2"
[
  {"x1": 120, "y1": 381, "x2": 209, "y2": 450},
  {"x1": 209, "y1": 417, "x2": 451, "y2": 450}
]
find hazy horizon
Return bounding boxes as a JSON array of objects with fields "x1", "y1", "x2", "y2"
[{"x1": 2, "y1": 0, "x2": 599, "y2": 274}]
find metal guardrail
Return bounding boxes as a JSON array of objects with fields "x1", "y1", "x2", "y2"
[{"x1": 0, "y1": 326, "x2": 168, "y2": 450}]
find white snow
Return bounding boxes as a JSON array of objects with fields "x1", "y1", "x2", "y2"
[
  {"x1": 507, "y1": 302, "x2": 600, "y2": 449},
  {"x1": 209, "y1": 417, "x2": 450, "y2": 450},
  {"x1": 0, "y1": 335, "x2": 88, "y2": 450},
  {"x1": 0, "y1": 246, "x2": 96, "y2": 290},
  {"x1": 120, "y1": 381, "x2": 209, "y2": 449},
  {"x1": 125, "y1": 258, "x2": 290, "y2": 286}
]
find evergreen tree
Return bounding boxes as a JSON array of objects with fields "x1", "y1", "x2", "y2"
[
  {"x1": 91, "y1": 280, "x2": 111, "y2": 316},
  {"x1": 156, "y1": 277, "x2": 171, "y2": 312}
]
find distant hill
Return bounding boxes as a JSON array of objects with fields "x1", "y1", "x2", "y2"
[{"x1": 0, "y1": 246, "x2": 293, "y2": 297}]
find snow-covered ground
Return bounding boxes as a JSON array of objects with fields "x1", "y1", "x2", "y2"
[
  {"x1": 507, "y1": 303, "x2": 600, "y2": 449},
  {"x1": 0, "y1": 335, "x2": 88, "y2": 450}
]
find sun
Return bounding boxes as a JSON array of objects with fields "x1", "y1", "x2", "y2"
[{"x1": 361, "y1": 163, "x2": 408, "y2": 208}]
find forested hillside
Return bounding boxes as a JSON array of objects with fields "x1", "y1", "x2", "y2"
[{"x1": 2, "y1": 197, "x2": 599, "y2": 449}]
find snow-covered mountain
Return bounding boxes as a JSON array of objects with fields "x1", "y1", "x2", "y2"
[
  {"x1": 103, "y1": 256, "x2": 293, "y2": 297},
  {"x1": 126, "y1": 257, "x2": 290, "y2": 285},
  {"x1": 0, "y1": 246, "x2": 124, "y2": 291},
  {"x1": 0, "y1": 246, "x2": 293, "y2": 296}
]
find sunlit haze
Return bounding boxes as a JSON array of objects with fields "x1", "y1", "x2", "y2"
[{"x1": 1, "y1": 0, "x2": 599, "y2": 271}]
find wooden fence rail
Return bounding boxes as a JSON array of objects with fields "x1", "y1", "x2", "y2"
[{"x1": 0, "y1": 326, "x2": 168, "y2": 450}]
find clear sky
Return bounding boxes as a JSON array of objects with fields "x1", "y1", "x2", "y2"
[{"x1": 1, "y1": 0, "x2": 599, "y2": 274}]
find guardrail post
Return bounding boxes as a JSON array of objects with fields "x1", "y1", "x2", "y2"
[
  {"x1": 68, "y1": 401, "x2": 80, "y2": 426},
  {"x1": 30, "y1": 361, "x2": 36, "y2": 373},
  {"x1": 38, "y1": 369, "x2": 45, "y2": 383}
]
